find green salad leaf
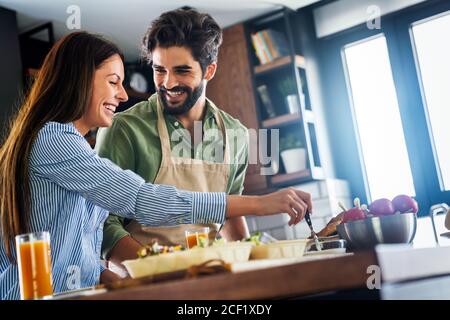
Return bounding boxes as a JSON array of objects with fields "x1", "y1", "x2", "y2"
[{"x1": 244, "y1": 232, "x2": 262, "y2": 245}]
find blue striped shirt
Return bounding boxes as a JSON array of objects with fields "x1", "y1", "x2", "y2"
[{"x1": 0, "y1": 122, "x2": 226, "y2": 300}]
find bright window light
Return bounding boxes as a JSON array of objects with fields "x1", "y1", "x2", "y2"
[
  {"x1": 411, "y1": 11, "x2": 450, "y2": 191},
  {"x1": 343, "y1": 35, "x2": 415, "y2": 200}
]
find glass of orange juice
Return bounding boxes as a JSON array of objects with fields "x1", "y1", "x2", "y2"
[
  {"x1": 185, "y1": 227, "x2": 210, "y2": 249},
  {"x1": 15, "y1": 231, "x2": 53, "y2": 300}
]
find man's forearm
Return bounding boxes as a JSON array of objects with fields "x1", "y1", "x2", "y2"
[
  {"x1": 219, "y1": 216, "x2": 250, "y2": 241},
  {"x1": 108, "y1": 235, "x2": 143, "y2": 271}
]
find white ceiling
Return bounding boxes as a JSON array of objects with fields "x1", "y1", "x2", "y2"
[{"x1": 0, "y1": 0, "x2": 320, "y2": 61}]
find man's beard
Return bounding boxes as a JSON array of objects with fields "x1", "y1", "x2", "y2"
[{"x1": 158, "y1": 82, "x2": 204, "y2": 115}]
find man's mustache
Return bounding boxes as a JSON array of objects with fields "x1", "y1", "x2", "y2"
[{"x1": 158, "y1": 86, "x2": 190, "y2": 94}]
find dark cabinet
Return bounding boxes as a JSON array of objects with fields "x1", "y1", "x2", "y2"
[
  {"x1": 209, "y1": 10, "x2": 326, "y2": 194},
  {"x1": 0, "y1": 7, "x2": 22, "y2": 140},
  {"x1": 245, "y1": 9, "x2": 324, "y2": 188}
]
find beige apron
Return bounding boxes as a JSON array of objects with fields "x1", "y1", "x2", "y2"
[{"x1": 125, "y1": 98, "x2": 230, "y2": 247}]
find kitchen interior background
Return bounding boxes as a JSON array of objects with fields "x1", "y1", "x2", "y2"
[{"x1": 0, "y1": 0, "x2": 449, "y2": 245}]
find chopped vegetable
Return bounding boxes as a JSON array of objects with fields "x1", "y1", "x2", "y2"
[
  {"x1": 137, "y1": 240, "x2": 185, "y2": 258},
  {"x1": 244, "y1": 232, "x2": 262, "y2": 245},
  {"x1": 197, "y1": 236, "x2": 209, "y2": 248}
]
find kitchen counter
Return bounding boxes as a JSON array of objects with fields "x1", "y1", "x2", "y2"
[{"x1": 75, "y1": 251, "x2": 378, "y2": 300}]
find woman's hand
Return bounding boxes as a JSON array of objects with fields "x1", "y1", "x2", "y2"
[
  {"x1": 226, "y1": 188, "x2": 312, "y2": 226},
  {"x1": 256, "y1": 188, "x2": 312, "y2": 226}
]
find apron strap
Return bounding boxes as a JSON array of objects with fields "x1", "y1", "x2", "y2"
[
  {"x1": 156, "y1": 97, "x2": 174, "y2": 162},
  {"x1": 208, "y1": 100, "x2": 230, "y2": 165}
]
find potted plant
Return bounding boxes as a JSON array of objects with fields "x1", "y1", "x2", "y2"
[
  {"x1": 279, "y1": 133, "x2": 307, "y2": 173},
  {"x1": 277, "y1": 77, "x2": 300, "y2": 114}
]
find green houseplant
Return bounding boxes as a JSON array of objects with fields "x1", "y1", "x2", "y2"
[
  {"x1": 280, "y1": 134, "x2": 303, "y2": 151},
  {"x1": 277, "y1": 77, "x2": 300, "y2": 114},
  {"x1": 279, "y1": 133, "x2": 307, "y2": 173},
  {"x1": 277, "y1": 77, "x2": 297, "y2": 97}
]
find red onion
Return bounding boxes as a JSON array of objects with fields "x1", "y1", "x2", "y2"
[
  {"x1": 343, "y1": 207, "x2": 366, "y2": 222},
  {"x1": 369, "y1": 198, "x2": 395, "y2": 216},
  {"x1": 392, "y1": 194, "x2": 419, "y2": 214}
]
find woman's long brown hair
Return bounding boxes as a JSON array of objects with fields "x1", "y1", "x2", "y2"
[{"x1": 0, "y1": 31, "x2": 124, "y2": 261}]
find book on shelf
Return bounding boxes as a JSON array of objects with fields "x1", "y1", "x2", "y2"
[
  {"x1": 251, "y1": 33, "x2": 269, "y2": 64},
  {"x1": 251, "y1": 28, "x2": 290, "y2": 65},
  {"x1": 256, "y1": 85, "x2": 276, "y2": 119}
]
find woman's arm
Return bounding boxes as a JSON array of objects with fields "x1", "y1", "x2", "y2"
[
  {"x1": 31, "y1": 123, "x2": 311, "y2": 229},
  {"x1": 30, "y1": 123, "x2": 226, "y2": 226},
  {"x1": 226, "y1": 188, "x2": 312, "y2": 225}
]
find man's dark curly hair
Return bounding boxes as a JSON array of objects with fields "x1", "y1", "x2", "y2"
[{"x1": 141, "y1": 8, "x2": 223, "y2": 74}]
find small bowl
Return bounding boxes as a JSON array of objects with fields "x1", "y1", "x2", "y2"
[
  {"x1": 307, "y1": 239, "x2": 347, "y2": 252},
  {"x1": 336, "y1": 212, "x2": 417, "y2": 250}
]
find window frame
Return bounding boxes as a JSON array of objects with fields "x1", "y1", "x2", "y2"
[{"x1": 317, "y1": 0, "x2": 450, "y2": 215}]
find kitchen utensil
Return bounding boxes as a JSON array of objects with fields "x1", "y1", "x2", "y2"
[
  {"x1": 337, "y1": 212, "x2": 417, "y2": 250},
  {"x1": 338, "y1": 201, "x2": 348, "y2": 212},
  {"x1": 305, "y1": 211, "x2": 322, "y2": 251}
]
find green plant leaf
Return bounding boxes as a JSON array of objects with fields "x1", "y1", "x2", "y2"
[{"x1": 280, "y1": 133, "x2": 304, "y2": 151}]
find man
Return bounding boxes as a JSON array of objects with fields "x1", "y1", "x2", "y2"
[{"x1": 96, "y1": 8, "x2": 251, "y2": 272}]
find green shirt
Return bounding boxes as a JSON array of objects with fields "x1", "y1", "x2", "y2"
[{"x1": 95, "y1": 94, "x2": 249, "y2": 259}]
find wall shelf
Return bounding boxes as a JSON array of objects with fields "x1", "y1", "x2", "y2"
[
  {"x1": 270, "y1": 169, "x2": 311, "y2": 186},
  {"x1": 254, "y1": 55, "x2": 305, "y2": 75},
  {"x1": 262, "y1": 112, "x2": 301, "y2": 129},
  {"x1": 246, "y1": 9, "x2": 324, "y2": 188}
]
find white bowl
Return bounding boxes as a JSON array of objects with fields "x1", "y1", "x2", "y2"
[
  {"x1": 123, "y1": 241, "x2": 253, "y2": 279},
  {"x1": 250, "y1": 239, "x2": 308, "y2": 259}
]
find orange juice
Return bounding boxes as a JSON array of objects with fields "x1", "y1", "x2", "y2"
[
  {"x1": 185, "y1": 231, "x2": 209, "y2": 249},
  {"x1": 16, "y1": 235, "x2": 53, "y2": 300},
  {"x1": 186, "y1": 233, "x2": 198, "y2": 249}
]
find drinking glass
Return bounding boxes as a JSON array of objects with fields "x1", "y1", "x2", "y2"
[{"x1": 15, "y1": 231, "x2": 53, "y2": 300}]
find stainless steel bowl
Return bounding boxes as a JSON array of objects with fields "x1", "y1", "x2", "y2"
[{"x1": 336, "y1": 212, "x2": 417, "y2": 250}]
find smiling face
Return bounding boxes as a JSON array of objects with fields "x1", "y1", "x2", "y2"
[
  {"x1": 152, "y1": 46, "x2": 216, "y2": 115},
  {"x1": 74, "y1": 54, "x2": 128, "y2": 134}
]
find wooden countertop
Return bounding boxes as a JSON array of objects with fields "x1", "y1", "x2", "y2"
[{"x1": 77, "y1": 251, "x2": 378, "y2": 300}]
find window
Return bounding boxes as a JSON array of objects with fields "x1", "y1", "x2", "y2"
[
  {"x1": 318, "y1": 0, "x2": 450, "y2": 213},
  {"x1": 411, "y1": 11, "x2": 450, "y2": 191},
  {"x1": 342, "y1": 35, "x2": 415, "y2": 200}
]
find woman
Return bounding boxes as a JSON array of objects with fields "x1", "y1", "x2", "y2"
[{"x1": 0, "y1": 32, "x2": 312, "y2": 299}]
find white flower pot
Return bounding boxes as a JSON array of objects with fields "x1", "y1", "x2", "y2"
[
  {"x1": 285, "y1": 94, "x2": 300, "y2": 114},
  {"x1": 280, "y1": 148, "x2": 307, "y2": 173}
]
